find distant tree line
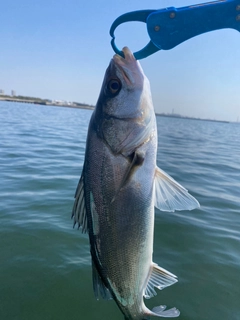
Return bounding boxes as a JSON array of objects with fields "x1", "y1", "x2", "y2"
[
  {"x1": 0, "y1": 94, "x2": 94, "y2": 108},
  {"x1": 16, "y1": 95, "x2": 51, "y2": 102},
  {"x1": 73, "y1": 101, "x2": 93, "y2": 107}
]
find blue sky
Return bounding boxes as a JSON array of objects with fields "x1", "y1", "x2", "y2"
[{"x1": 1, "y1": 0, "x2": 240, "y2": 121}]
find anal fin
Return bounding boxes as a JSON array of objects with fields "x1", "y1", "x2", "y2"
[{"x1": 144, "y1": 263, "x2": 178, "y2": 299}]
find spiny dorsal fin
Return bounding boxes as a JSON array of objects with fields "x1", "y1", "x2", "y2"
[
  {"x1": 72, "y1": 174, "x2": 88, "y2": 233},
  {"x1": 144, "y1": 263, "x2": 178, "y2": 299},
  {"x1": 154, "y1": 166, "x2": 200, "y2": 212}
]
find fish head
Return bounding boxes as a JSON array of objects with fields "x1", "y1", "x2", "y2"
[
  {"x1": 98, "y1": 47, "x2": 151, "y2": 119},
  {"x1": 93, "y1": 47, "x2": 156, "y2": 155}
]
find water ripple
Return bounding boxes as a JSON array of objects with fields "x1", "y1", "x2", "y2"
[{"x1": 0, "y1": 103, "x2": 240, "y2": 320}]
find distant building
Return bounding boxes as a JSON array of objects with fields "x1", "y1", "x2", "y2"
[
  {"x1": 11, "y1": 90, "x2": 16, "y2": 96},
  {"x1": 0, "y1": 89, "x2": 4, "y2": 95}
]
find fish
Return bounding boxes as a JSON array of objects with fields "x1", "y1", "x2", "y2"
[{"x1": 72, "y1": 47, "x2": 200, "y2": 319}]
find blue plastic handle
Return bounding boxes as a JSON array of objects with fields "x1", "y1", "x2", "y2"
[
  {"x1": 110, "y1": 0, "x2": 240, "y2": 59},
  {"x1": 147, "y1": 0, "x2": 240, "y2": 51}
]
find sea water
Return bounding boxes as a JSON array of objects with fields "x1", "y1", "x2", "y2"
[{"x1": 0, "y1": 101, "x2": 239, "y2": 320}]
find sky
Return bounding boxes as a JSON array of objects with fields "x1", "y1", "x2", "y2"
[{"x1": 1, "y1": 0, "x2": 240, "y2": 122}]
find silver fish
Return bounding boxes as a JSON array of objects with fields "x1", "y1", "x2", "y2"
[{"x1": 72, "y1": 47, "x2": 199, "y2": 319}]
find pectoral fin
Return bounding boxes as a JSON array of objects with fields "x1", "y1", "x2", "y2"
[
  {"x1": 72, "y1": 173, "x2": 88, "y2": 233},
  {"x1": 154, "y1": 166, "x2": 200, "y2": 212},
  {"x1": 111, "y1": 151, "x2": 144, "y2": 203}
]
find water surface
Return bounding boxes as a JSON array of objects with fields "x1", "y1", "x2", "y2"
[{"x1": 0, "y1": 102, "x2": 239, "y2": 320}]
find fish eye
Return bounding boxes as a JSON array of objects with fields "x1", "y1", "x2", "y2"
[{"x1": 107, "y1": 79, "x2": 121, "y2": 95}]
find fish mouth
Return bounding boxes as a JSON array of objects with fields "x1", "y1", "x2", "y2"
[
  {"x1": 114, "y1": 47, "x2": 136, "y2": 62},
  {"x1": 112, "y1": 47, "x2": 144, "y2": 87}
]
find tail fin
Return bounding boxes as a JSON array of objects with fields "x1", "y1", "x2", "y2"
[{"x1": 151, "y1": 305, "x2": 180, "y2": 318}]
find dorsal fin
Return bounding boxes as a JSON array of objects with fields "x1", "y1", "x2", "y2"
[
  {"x1": 92, "y1": 259, "x2": 113, "y2": 300},
  {"x1": 72, "y1": 173, "x2": 88, "y2": 233}
]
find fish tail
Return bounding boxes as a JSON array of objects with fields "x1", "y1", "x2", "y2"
[{"x1": 146, "y1": 305, "x2": 180, "y2": 318}]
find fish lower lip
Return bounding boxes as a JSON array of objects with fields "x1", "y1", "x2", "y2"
[
  {"x1": 120, "y1": 67, "x2": 131, "y2": 84},
  {"x1": 104, "y1": 114, "x2": 121, "y2": 121},
  {"x1": 104, "y1": 113, "x2": 134, "y2": 121},
  {"x1": 112, "y1": 58, "x2": 132, "y2": 85}
]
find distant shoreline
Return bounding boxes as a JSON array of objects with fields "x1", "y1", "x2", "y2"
[
  {"x1": 0, "y1": 96, "x2": 94, "y2": 110},
  {"x1": 0, "y1": 96, "x2": 236, "y2": 124},
  {"x1": 155, "y1": 113, "x2": 230, "y2": 124}
]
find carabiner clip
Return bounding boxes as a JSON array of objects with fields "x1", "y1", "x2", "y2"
[
  {"x1": 109, "y1": 9, "x2": 160, "y2": 60},
  {"x1": 110, "y1": 0, "x2": 240, "y2": 60}
]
